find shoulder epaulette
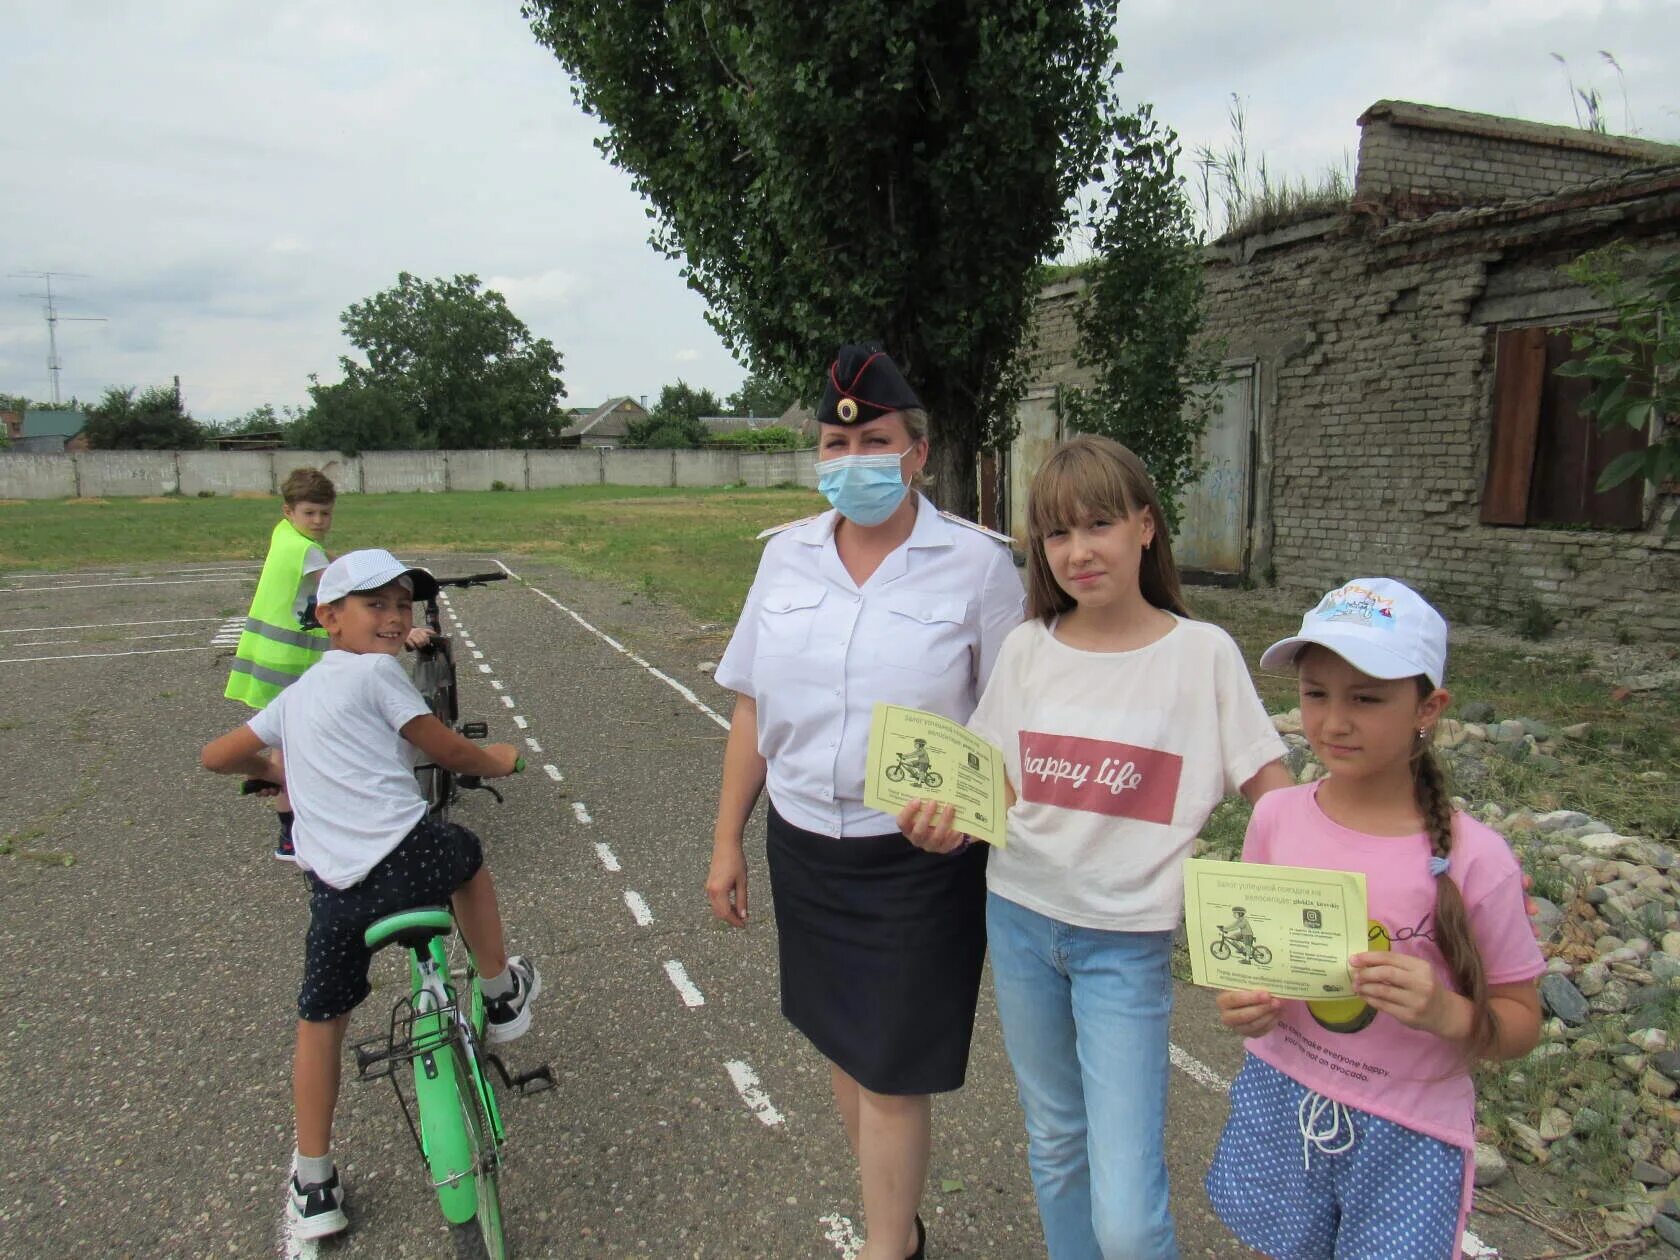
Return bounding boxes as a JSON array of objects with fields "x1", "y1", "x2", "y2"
[
  {"x1": 938, "y1": 510, "x2": 1015, "y2": 546},
  {"x1": 756, "y1": 513, "x2": 823, "y2": 541}
]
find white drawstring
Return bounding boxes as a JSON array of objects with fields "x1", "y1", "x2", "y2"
[{"x1": 1297, "y1": 1090, "x2": 1356, "y2": 1171}]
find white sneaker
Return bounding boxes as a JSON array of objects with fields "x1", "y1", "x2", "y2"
[
  {"x1": 287, "y1": 1169, "x2": 348, "y2": 1239},
  {"x1": 484, "y1": 956, "x2": 541, "y2": 1044}
]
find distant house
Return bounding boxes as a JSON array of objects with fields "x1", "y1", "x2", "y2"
[
  {"x1": 781, "y1": 401, "x2": 818, "y2": 439},
  {"x1": 11, "y1": 409, "x2": 89, "y2": 453},
  {"x1": 559, "y1": 397, "x2": 647, "y2": 448},
  {"x1": 699, "y1": 415, "x2": 763, "y2": 437}
]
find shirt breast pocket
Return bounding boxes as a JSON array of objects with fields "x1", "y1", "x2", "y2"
[
  {"x1": 758, "y1": 583, "x2": 827, "y2": 657},
  {"x1": 879, "y1": 594, "x2": 972, "y2": 675}
]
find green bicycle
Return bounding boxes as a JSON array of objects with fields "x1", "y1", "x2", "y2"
[{"x1": 353, "y1": 898, "x2": 553, "y2": 1260}]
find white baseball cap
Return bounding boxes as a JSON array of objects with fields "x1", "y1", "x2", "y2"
[
  {"x1": 1259, "y1": 577, "x2": 1447, "y2": 687},
  {"x1": 316, "y1": 548, "x2": 438, "y2": 605}
]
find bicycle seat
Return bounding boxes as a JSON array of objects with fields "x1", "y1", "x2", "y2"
[{"x1": 364, "y1": 907, "x2": 454, "y2": 953}]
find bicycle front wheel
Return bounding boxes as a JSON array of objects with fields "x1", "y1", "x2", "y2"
[{"x1": 449, "y1": 1047, "x2": 505, "y2": 1260}]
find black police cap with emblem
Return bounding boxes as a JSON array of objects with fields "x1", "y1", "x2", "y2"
[{"x1": 817, "y1": 342, "x2": 923, "y2": 426}]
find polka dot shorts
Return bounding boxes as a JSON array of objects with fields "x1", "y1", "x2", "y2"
[
  {"x1": 1205, "y1": 1053, "x2": 1470, "y2": 1259},
  {"x1": 298, "y1": 817, "x2": 483, "y2": 1022}
]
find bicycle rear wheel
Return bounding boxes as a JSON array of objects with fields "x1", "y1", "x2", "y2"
[
  {"x1": 448, "y1": 1046, "x2": 505, "y2": 1260},
  {"x1": 412, "y1": 638, "x2": 459, "y2": 817}
]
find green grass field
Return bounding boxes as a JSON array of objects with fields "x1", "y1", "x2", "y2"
[{"x1": 4, "y1": 486, "x2": 1674, "y2": 835}]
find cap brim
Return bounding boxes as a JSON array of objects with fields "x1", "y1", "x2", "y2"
[
  {"x1": 1258, "y1": 631, "x2": 1427, "y2": 682},
  {"x1": 347, "y1": 563, "x2": 438, "y2": 602}
]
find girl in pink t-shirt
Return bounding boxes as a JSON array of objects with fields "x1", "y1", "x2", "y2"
[{"x1": 1207, "y1": 578, "x2": 1545, "y2": 1259}]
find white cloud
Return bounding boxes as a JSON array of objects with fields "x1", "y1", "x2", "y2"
[{"x1": 673, "y1": 349, "x2": 703, "y2": 364}]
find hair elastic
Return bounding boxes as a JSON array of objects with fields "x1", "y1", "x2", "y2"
[{"x1": 1428, "y1": 855, "x2": 1450, "y2": 878}]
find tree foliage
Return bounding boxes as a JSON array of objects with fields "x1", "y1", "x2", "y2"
[
  {"x1": 1555, "y1": 244, "x2": 1680, "y2": 519},
  {"x1": 627, "y1": 380, "x2": 722, "y2": 448},
  {"x1": 299, "y1": 272, "x2": 566, "y2": 453},
  {"x1": 83, "y1": 384, "x2": 205, "y2": 450},
  {"x1": 1060, "y1": 107, "x2": 1221, "y2": 531},
  {"x1": 728, "y1": 368, "x2": 798, "y2": 419},
  {"x1": 524, "y1": 0, "x2": 1122, "y2": 517}
]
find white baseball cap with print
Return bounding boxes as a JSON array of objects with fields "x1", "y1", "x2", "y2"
[
  {"x1": 1259, "y1": 577, "x2": 1448, "y2": 688},
  {"x1": 316, "y1": 548, "x2": 439, "y2": 605}
]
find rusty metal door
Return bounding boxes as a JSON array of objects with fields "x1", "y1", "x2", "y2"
[{"x1": 1175, "y1": 366, "x2": 1254, "y2": 576}]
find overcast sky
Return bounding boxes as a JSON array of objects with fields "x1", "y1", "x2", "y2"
[{"x1": 3, "y1": 1, "x2": 1674, "y2": 422}]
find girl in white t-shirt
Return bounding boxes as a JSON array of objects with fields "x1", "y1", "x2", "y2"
[
  {"x1": 902, "y1": 435, "x2": 1290, "y2": 1259},
  {"x1": 1204, "y1": 580, "x2": 1544, "y2": 1259}
]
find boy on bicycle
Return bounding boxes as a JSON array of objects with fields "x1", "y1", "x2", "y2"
[{"x1": 201, "y1": 548, "x2": 539, "y2": 1241}]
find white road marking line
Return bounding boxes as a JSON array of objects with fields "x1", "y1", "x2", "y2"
[
  {"x1": 820, "y1": 1212, "x2": 863, "y2": 1260},
  {"x1": 1, "y1": 576, "x2": 252, "y2": 593},
  {"x1": 543, "y1": 764, "x2": 562, "y2": 782},
  {"x1": 0, "y1": 616, "x2": 227, "y2": 634},
  {"x1": 126, "y1": 631, "x2": 201, "y2": 640},
  {"x1": 16, "y1": 640, "x2": 56, "y2": 646},
  {"x1": 724, "y1": 1060, "x2": 785, "y2": 1127},
  {"x1": 624, "y1": 891, "x2": 654, "y2": 926},
  {"x1": 663, "y1": 960, "x2": 705, "y2": 1007},
  {"x1": 594, "y1": 843, "x2": 620, "y2": 871},
  {"x1": 0, "y1": 645, "x2": 216, "y2": 665},
  {"x1": 472, "y1": 650, "x2": 484, "y2": 659},
  {"x1": 572, "y1": 802, "x2": 593, "y2": 825},
  {"x1": 525, "y1": 737, "x2": 542, "y2": 753},
  {"x1": 1168, "y1": 1043, "x2": 1230, "y2": 1093},
  {"x1": 276, "y1": 1173, "x2": 321, "y2": 1260},
  {"x1": 491, "y1": 680, "x2": 504, "y2": 690},
  {"x1": 500, "y1": 695, "x2": 515, "y2": 708},
  {"x1": 478, "y1": 663, "x2": 493, "y2": 674},
  {"x1": 1462, "y1": 1231, "x2": 1500, "y2": 1257},
  {"x1": 492, "y1": 560, "x2": 731, "y2": 731},
  {"x1": 464, "y1": 640, "x2": 476, "y2": 649},
  {"x1": 513, "y1": 715, "x2": 528, "y2": 729}
]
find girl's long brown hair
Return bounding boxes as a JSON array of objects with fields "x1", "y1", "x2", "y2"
[
  {"x1": 1024, "y1": 434, "x2": 1190, "y2": 623},
  {"x1": 1412, "y1": 683, "x2": 1497, "y2": 1058}
]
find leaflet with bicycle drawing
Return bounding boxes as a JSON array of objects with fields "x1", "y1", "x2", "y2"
[
  {"x1": 1182, "y1": 859, "x2": 1368, "y2": 999},
  {"x1": 863, "y1": 703, "x2": 1008, "y2": 849}
]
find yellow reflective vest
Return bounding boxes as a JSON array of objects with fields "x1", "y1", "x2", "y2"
[{"x1": 224, "y1": 518, "x2": 329, "y2": 708}]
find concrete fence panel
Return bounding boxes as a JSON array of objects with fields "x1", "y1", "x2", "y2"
[
  {"x1": 0, "y1": 453, "x2": 80, "y2": 499},
  {"x1": 362, "y1": 452, "x2": 447, "y2": 494},
  {"x1": 277, "y1": 451, "x2": 363, "y2": 494},
  {"x1": 177, "y1": 451, "x2": 275, "y2": 497},
  {"x1": 741, "y1": 450, "x2": 818, "y2": 488},
  {"x1": 527, "y1": 450, "x2": 603, "y2": 488},
  {"x1": 676, "y1": 449, "x2": 741, "y2": 487},
  {"x1": 447, "y1": 450, "x2": 528, "y2": 492},
  {"x1": 602, "y1": 449, "x2": 675, "y2": 487},
  {"x1": 74, "y1": 451, "x2": 180, "y2": 497}
]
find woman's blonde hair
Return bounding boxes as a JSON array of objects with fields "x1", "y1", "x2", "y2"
[{"x1": 1024, "y1": 434, "x2": 1188, "y2": 622}]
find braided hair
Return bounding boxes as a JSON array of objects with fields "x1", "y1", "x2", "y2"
[{"x1": 1412, "y1": 682, "x2": 1496, "y2": 1057}]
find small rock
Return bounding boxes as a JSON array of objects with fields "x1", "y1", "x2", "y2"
[
  {"x1": 696, "y1": 661, "x2": 716, "y2": 674},
  {"x1": 1631, "y1": 1028, "x2": 1671, "y2": 1053},
  {"x1": 1617, "y1": 1052, "x2": 1650, "y2": 1076},
  {"x1": 1575, "y1": 964, "x2": 1608, "y2": 997},
  {"x1": 1531, "y1": 896, "x2": 1565, "y2": 942},
  {"x1": 1560, "y1": 721, "x2": 1591, "y2": 738},
  {"x1": 1526, "y1": 719, "x2": 1553, "y2": 741},
  {"x1": 1641, "y1": 769, "x2": 1670, "y2": 783},
  {"x1": 1645, "y1": 1068, "x2": 1680, "y2": 1100},
  {"x1": 1664, "y1": 932, "x2": 1680, "y2": 958},
  {"x1": 1496, "y1": 719, "x2": 1527, "y2": 740},
  {"x1": 1473, "y1": 1142, "x2": 1508, "y2": 1187},
  {"x1": 1636, "y1": 1161, "x2": 1676, "y2": 1187},
  {"x1": 1538, "y1": 974, "x2": 1591, "y2": 1025},
  {"x1": 1506, "y1": 1120, "x2": 1549, "y2": 1162},
  {"x1": 1572, "y1": 1106, "x2": 1605, "y2": 1135},
  {"x1": 1271, "y1": 708, "x2": 1303, "y2": 735},
  {"x1": 1529, "y1": 754, "x2": 1563, "y2": 773},
  {"x1": 1652, "y1": 1051, "x2": 1680, "y2": 1082},
  {"x1": 1655, "y1": 1215, "x2": 1680, "y2": 1249},
  {"x1": 1536, "y1": 809, "x2": 1594, "y2": 834},
  {"x1": 1603, "y1": 1208, "x2": 1646, "y2": 1239},
  {"x1": 1460, "y1": 700, "x2": 1496, "y2": 723},
  {"x1": 1538, "y1": 1107, "x2": 1572, "y2": 1141}
]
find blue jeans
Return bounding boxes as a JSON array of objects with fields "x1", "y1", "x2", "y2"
[{"x1": 987, "y1": 892, "x2": 1179, "y2": 1260}]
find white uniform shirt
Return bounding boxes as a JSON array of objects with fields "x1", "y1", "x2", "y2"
[
  {"x1": 716, "y1": 494, "x2": 1025, "y2": 837},
  {"x1": 247, "y1": 650, "x2": 432, "y2": 889}
]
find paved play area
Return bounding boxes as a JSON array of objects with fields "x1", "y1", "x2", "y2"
[{"x1": 0, "y1": 558, "x2": 1550, "y2": 1258}]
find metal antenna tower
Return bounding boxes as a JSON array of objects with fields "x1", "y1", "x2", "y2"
[{"x1": 10, "y1": 270, "x2": 106, "y2": 404}]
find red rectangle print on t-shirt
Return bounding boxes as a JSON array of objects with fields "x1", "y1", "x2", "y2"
[{"x1": 1017, "y1": 730, "x2": 1182, "y2": 825}]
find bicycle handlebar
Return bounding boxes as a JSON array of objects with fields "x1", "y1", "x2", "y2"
[{"x1": 430, "y1": 572, "x2": 508, "y2": 591}]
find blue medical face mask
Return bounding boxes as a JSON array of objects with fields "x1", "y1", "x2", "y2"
[{"x1": 815, "y1": 448, "x2": 912, "y2": 526}]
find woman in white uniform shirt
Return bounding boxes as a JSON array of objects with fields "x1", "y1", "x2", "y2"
[{"x1": 707, "y1": 344, "x2": 1024, "y2": 1260}]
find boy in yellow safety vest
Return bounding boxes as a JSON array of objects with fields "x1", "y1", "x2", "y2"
[{"x1": 225, "y1": 467, "x2": 336, "y2": 861}]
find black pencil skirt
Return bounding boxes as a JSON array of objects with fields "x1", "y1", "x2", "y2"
[{"x1": 766, "y1": 801, "x2": 988, "y2": 1096}]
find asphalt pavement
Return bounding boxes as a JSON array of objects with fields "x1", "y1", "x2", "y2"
[{"x1": 0, "y1": 557, "x2": 1553, "y2": 1259}]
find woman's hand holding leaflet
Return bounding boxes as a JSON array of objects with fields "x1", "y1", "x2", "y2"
[{"x1": 896, "y1": 798, "x2": 969, "y2": 854}]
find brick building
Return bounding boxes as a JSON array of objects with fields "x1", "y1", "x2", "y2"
[{"x1": 1018, "y1": 101, "x2": 1680, "y2": 638}]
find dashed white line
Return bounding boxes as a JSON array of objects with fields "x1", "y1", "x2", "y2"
[
  {"x1": 0, "y1": 645, "x2": 216, "y2": 665},
  {"x1": 1168, "y1": 1043, "x2": 1230, "y2": 1093},
  {"x1": 127, "y1": 631, "x2": 201, "y2": 640},
  {"x1": 472, "y1": 650, "x2": 484, "y2": 660},
  {"x1": 513, "y1": 715, "x2": 528, "y2": 729},
  {"x1": 491, "y1": 680, "x2": 504, "y2": 690},
  {"x1": 724, "y1": 1060, "x2": 785, "y2": 1127},
  {"x1": 624, "y1": 891, "x2": 654, "y2": 926},
  {"x1": 663, "y1": 960, "x2": 705, "y2": 1007},
  {"x1": 525, "y1": 738, "x2": 543, "y2": 753},
  {"x1": 543, "y1": 764, "x2": 562, "y2": 782},
  {"x1": 593, "y1": 843, "x2": 620, "y2": 872},
  {"x1": 571, "y1": 802, "x2": 593, "y2": 825},
  {"x1": 819, "y1": 1213, "x2": 863, "y2": 1260},
  {"x1": 492, "y1": 560, "x2": 731, "y2": 731},
  {"x1": 464, "y1": 639, "x2": 476, "y2": 648},
  {"x1": 478, "y1": 663, "x2": 493, "y2": 674},
  {"x1": 500, "y1": 695, "x2": 515, "y2": 708}
]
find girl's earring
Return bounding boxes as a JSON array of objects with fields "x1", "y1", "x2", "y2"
[{"x1": 1417, "y1": 727, "x2": 1428, "y2": 741}]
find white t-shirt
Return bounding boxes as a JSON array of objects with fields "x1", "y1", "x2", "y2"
[
  {"x1": 247, "y1": 650, "x2": 432, "y2": 889},
  {"x1": 969, "y1": 617, "x2": 1285, "y2": 931},
  {"x1": 715, "y1": 495, "x2": 1025, "y2": 836}
]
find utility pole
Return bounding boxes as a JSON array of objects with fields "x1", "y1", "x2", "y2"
[{"x1": 10, "y1": 270, "x2": 106, "y2": 404}]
